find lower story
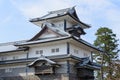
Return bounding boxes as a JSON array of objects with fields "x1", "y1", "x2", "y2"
[{"x1": 0, "y1": 55, "x2": 100, "y2": 80}]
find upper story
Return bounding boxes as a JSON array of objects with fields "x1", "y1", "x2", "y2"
[
  {"x1": 0, "y1": 7, "x2": 102, "y2": 62},
  {"x1": 30, "y1": 7, "x2": 90, "y2": 38}
]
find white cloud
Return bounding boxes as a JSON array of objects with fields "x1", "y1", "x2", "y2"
[{"x1": 9, "y1": 0, "x2": 73, "y2": 18}]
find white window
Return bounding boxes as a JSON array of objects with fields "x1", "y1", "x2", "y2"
[
  {"x1": 74, "y1": 49, "x2": 79, "y2": 54},
  {"x1": 84, "y1": 53, "x2": 88, "y2": 57},
  {"x1": 58, "y1": 23, "x2": 63, "y2": 27},
  {"x1": 13, "y1": 56, "x2": 18, "y2": 60},
  {"x1": 51, "y1": 48, "x2": 59, "y2": 53},
  {"x1": 36, "y1": 50, "x2": 43, "y2": 55},
  {"x1": 5, "y1": 68, "x2": 12, "y2": 73},
  {"x1": 1, "y1": 56, "x2": 7, "y2": 61},
  {"x1": 56, "y1": 48, "x2": 59, "y2": 52},
  {"x1": 51, "y1": 49, "x2": 55, "y2": 53}
]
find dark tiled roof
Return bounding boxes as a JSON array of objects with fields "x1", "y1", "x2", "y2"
[
  {"x1": 75, "y1": 57, "x2": 101, "y2": 70},
  {"x1": 30, "y1": 7, "x2": 76, "y2": 22},
  {"x1": 0, "y1": 54, "x2": 81, "y2": 65},
  {"x1": 28, "y1": 56, "x2": 56, "y2": 67},
  {"x1": 29, "y1": 7, "x2": 90, "y2": 28},
  {"x1": 72, "y1": 37, "x2": 103, "y2": 52}
]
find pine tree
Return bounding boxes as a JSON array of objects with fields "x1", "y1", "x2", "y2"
[{"x1": 94, "y1": 27, "x2": 119, "y2": 80}]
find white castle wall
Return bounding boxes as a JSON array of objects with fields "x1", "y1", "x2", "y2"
[
  {"x1": 70, "y1": 43, "x2": 91, "y2": 58},
  {"x1": 28, "y1": 42, "x2": 67, "y2": 58},
  {"x1": 0, "y1": 51, "x2": 27, "y2": 61}
]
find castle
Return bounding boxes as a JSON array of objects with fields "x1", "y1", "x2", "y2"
[{"x1": 0, "y1": 7, "x2": 102, "y2": 80}]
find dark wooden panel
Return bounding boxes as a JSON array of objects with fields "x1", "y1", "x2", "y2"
[{"x1": 35, "y1": 66, "x2": 54, "y2": 74}]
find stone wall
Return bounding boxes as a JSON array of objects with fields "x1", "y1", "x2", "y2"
[
  {"x1": 0, "y1": 67, "x2": 34, "y2": 77},
  {"x1": 0, "y1": 61, "x2": 95, "y2": 80},
  {"x1": 0, "y1": 74, "x2": 70, "y2": 80}
]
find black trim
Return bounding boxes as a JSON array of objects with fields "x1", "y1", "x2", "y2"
[
  {"x1": 67, "y1": 42, "x2": 70, "y2": 54},
  {"x1": 64, "y1": 19, "x2": 67, "y2": 31},
  {"x1": 91, "y1": 51, "x2": 93, "y2": 62},
  {"x1": 67, "y1": 60, "x2": 70, "y2": 79},
  {"x1": 25, "y1": 50, "x2": 29, "y2": 77}
]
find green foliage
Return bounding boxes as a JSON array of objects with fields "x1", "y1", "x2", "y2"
[{"x1": 94, "y1": 27, "x2": 120, "y2": 80}]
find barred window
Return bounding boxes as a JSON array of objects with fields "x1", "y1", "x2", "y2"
[
  {"x1": 84, "y1": 53, "x2": 88, "y2": 57},
  {"x1": 51, "y1": 49, "x2": 55, "y2": 53},
  {"x1": 1, "y1": 56, "x2": 7, "y2": 61},
  {"x1": 36, "y1": 50, "x2": 43, "y2": 54},
  {"x1": 56, "y1": 48, "x2": 59, "y2": 52},
  {"x1": 74, "y1": 49, "x2": 79, "y2": 54},
  {"x1": 13, "y1": 56, "x2": 18, "y2": 60},
  {"x1": 51, "y1": 48, "x2": 59, "y2": 53},
  {"x1": 5, "y1": 68, "x2": 12, "y2": 73}
]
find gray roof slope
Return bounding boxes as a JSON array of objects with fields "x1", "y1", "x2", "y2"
[
  {"x1": 72, "y1": 37, "x2": 103, "y2": 52},
  {"x1": 30, "y1": 7, "x2": 77, "y2": 22},
  {"x1": 29, "y1": 7, "x2": 90, "y2": 28},
  {"x1": 28, "y1": 56, "x2": 56, "y2": 67},
  {"x1": 0, "y1": 40, "x2": 27, "y2": 53},
  {"x1": 75, "y1": 57, "x2": 101, "y2": 70},
  {"x1": 29, "y1": 24, "x2": 71, "y2": 41}
]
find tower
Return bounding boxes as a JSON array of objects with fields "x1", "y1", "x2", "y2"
[{"x1": 0, "y1": 7, "x2": 102, "y2": 80}]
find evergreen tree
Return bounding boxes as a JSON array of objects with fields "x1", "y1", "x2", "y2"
[{"x1": 94, "y1": 27, "x2": 119, "y2": 80}]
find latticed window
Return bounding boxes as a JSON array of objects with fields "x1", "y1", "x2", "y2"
[
  {"x1": 1, "y1": 56, "x2": 7, "y2": 61},
  {"x1": 13, "y1": 56, "x2": 18, "y2": 60},
  {"x1": 5, "y1": 68, "x2": 12, "y2": 73},
  {"x1": 36, "y1": 50, "x2": 43, "y2": 55},
  {"x1": 56, "y1": 48, "x2": 59, "y2": 52},
  {"x1": 84, "y1": 53, "x2": 88, "y2": 57},
  {"x1": 74, "y1": 49, "x2": 79, "y2": 54},
  {"x1": 51, "y1": 48, "x2": 59, "y2": 53}
]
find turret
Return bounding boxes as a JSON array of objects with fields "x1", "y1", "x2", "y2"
[{"x1": 30, "y1": 7, "x2": 91, "y2": 38}]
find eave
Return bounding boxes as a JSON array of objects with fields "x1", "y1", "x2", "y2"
[
  {"x1": 15, "y1": 36, "x2": 71, "y2": 47},
  {"x1": 0, "y1": 48, "x2": 26, "y2": 54},
  {"x1": 15, "y1": 36, "x2": 103, "y2": 53},
  {"x1": 0, "y1": 54, "x2": 82, "y2": 65},
  {"x1": 30, "y1": 13, "x2": 90, "y2": 28},
  {"x1": 67, "y1": 13, "x2": 91, "y2": 28},
  {"x1": 71, "y1": 37, "x2": 103, "y2": 52}
]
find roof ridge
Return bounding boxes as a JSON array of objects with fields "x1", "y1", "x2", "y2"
[
  {"x1": 0, "y1": 40, "x2": 27, "y2": 46},
  {"x1": 49, "y1": 7, "x2": 74, "y2": 14}
]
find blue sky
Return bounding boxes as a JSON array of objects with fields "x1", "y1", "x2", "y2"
[{"x1": 0, "y1": 0, "x2": 120, "y2": 49}]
